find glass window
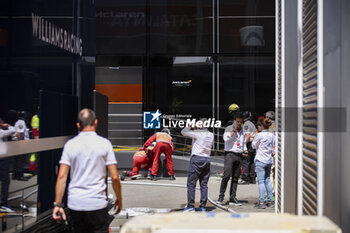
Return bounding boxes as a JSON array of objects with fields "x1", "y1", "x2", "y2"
[
  {"x1": 0, "y1": 0, "x2": 95, "y2": 135},
  {"x1": 14, "y1": 0, "x2": 74, "y2": 16},
  {"x1": 148, "y1": 56, "x2": 213, "y2": 118},
  {"x1": 96, "y1": 0, "x2": 146, "y2": 54},
  {"x1": 150, "y1": 0, "x2": 213, "y2": 55},
  {"x1": 220, "y1": 0, "x2": 274, "y2": 17},
  {"x1": 219, "y1": 0, "x2": 275, "y2": 54},
  {"x1": 218, "y1": 56, "x2": 275, "y2": 125},
  {"x1": 0, "y1": 1, "x2": 95, "y2": 229}
]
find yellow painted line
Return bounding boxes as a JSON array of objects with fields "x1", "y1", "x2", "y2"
[
  {"x1": 174, "y1": 148, "x2": 191, "y2": 152},
  {"x1": 114, "y1": 149, "x2": 138, "y2": 152},
  {"x1": 113, "y1": 146, "x2": 140, "y2": 152}
]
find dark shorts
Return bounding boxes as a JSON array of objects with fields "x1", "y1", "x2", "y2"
[{"x1": 69, "y1": 207, "x2": 109, "y2": 233}]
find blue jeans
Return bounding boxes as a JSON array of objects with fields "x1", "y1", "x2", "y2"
[
  {"x1": 187, "y1": 155, "x2": 210, "y2": 208},
  {"x1": 255, "y1": 160, "x2": 273, "y2": 203}
]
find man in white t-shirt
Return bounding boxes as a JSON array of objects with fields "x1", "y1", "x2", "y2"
[
  {"x1": 52, "y1": 109, "x2": 122, "y2": 233},
  {"x1": 181, "y1": 121, "x2": 214, "y2": 212}
]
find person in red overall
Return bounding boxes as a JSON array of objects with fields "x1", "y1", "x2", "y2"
[
  {"x1": 121, "y1": 145, "x2": 154, "y2": 180},
  {"x1": 141, "y1": 129, "x2": 175, "y2": 180}
]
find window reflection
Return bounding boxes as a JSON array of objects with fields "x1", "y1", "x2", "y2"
[
  {"x1": 148, "y1": 56, "x2": 213, "y2": 118},
  {"x1": 0, "y1": 114, "x2": 39, "y2": 227},
  {"x1": 0, "y1": 0, "x2": 95, "y2": 230},
  {"x1": 218, "y1": 56, "x2": 275, "y2": 126},
  {"x1": 219, "y1": 18, "x2": 274, "y2": 54},
  {"x1": 150, "y1": 0, "x2": 213, "y2": 54},
  {"x1": 96, "y1": 0, "x2": 147, "y2": 54},
  {"x1": 219, "y1": 0, "x2": 275, "y2": 54}
]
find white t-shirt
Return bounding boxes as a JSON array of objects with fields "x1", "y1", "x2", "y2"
[
  {"x1": 0, "y1": 127, "x2": 15, "y2": 142},
  {"x1": 0, "y1": 128, "x2": 15, "y2": 155},
  {"x1": 59, "y1": 131, "x2": 117, "y2": 211},
  {"x1": 8, "y1": 126, "x2": 18, "y2": 141},
  {"x1": 14, "y1": 120, "x2": 29, "y2": 140},
  {"x1": 15, "y1": 119, "x2": 26, "y2": 133},
  {"x1": 181, "y1": 128, "x2": 214, "y2": 158},
  {"x1": 252, "y1": 130, "x2": 275, "y2": 164}
]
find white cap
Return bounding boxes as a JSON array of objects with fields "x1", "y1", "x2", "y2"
[{"x1": 265, "y1": 111, "x2": 275, "y2": 120}]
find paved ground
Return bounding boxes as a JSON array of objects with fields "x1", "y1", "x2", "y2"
[
  {"x1": 1, "y1": 154, "x2": 274, "y2": 232},
  {"x1": 108, "y1": 175, "x2": 274, "y2": 232}
]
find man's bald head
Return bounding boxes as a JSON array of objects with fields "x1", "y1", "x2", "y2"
[{"x1": 77, "y1": 108, "x2": 97, "y2": 130}]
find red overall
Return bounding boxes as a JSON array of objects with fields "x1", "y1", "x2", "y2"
[
  {"x1": 130, "y1": 150, "x2": 153, "y2": 176},
  {"x1": 141, "y1": 133, "x2": 174, "y2": 176}
]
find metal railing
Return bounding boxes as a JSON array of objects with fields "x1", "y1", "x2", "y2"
[{"x1": 0, "y1": 136, "x2": 71, "y2": 232}]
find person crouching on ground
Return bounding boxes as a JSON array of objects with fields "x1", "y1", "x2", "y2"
[
  {"x1": 252, "y1": 119, "x2": 275, "y2": 209},
  {"x1": 121, "y1": 144, "x2": 155, "y2": 180},
  {"x1": 140, "y1": 129, "x2": 175, "y2": 180}
]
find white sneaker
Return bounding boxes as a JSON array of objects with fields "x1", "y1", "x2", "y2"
[
  {"x1": 228, "y1": 198, "x2": 242, "y2": 206},
  {"x1": 183, "y1": 207, "x2": 195, "y2": 212},
  {"x1": 130, "y1": 174, "x2": 142, "y2": 180},
  {"x1": 20, "y1": 203, "x2": 28, "y2": 210},
  {"x1": 228, "y1": 202, "x2": 242, "y2": 206},
  {"x1": 0, "y1": 206, "x2": 16, "y2": 213}
]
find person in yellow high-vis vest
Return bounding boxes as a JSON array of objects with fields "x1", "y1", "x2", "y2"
[
  {"x1": 30, "y1": 114, "x2": 39, "y2": 174},
  {"x1": 31, "y1": 114, "x2": 39, "y2": 139}
]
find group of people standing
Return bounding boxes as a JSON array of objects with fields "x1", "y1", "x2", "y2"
[
  {"x1": 119, "y1": 104, "x2": 276, "y2": 212},
  {"x1": 181, "y1": 104, "x2": 276, "y2": 211},
  {"x1": 0, "y1": 101, "x2": 276, "y2": 232},
  {"x1": 217, "y1": 104, "x2": 276, "y2": 209},
  {"x1": 49, "y1": 107, "x2": 275, "y2": 232}
]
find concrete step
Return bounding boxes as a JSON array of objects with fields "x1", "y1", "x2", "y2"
[
  {"x1": 108, "y1": 130, "x2": 142, "y2": 138},
  {"x1": 109, "y1": 122, "x2": 142, "y2": 130},
  {"x1": 108, "y1": 115, "x2": 143, "y2": 123},
  {"x1": 108, "y1": 103, "x2": 142, "y2": 114},
  {"x1": 108, "y1": 103, "x2": 143, "y2": 147},
  {"x1": 110, "y1": 138, "x2": 144, "y2": 146}
]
